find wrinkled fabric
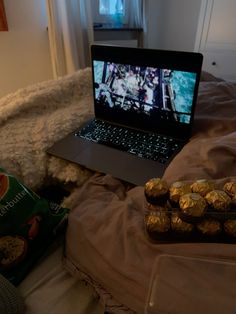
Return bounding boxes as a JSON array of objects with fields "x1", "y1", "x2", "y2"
[
  {"x1": 64, "y1": 78, "x2": 236, "y2": 313},
  {"x1": 64, "y1": 174, "x2": 236, "y2": 314}
]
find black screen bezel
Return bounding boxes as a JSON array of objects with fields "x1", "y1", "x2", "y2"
[{"x1": 91, "y1": 44, "x2": 203, "y2": 140}]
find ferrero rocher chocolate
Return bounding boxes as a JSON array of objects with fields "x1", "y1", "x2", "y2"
[
  {"x1": 144, "y1": 178, "x2": 169, "y2": 205},
  {"x1": 191, "y1": 179, "x2": 214, "y2": 197},
  {"x1": 197, "y1": 219, "x2": 221, "y2": 236},
  {"x1": 223, "y1": 182, "x2": 236, "y2": 198},
  {"x1": 224, "y1": 220, "x2": 236, "y2": 237},
  {"x1": 171, "y1": 213, "x2": 194, "y2": 233},
  {"x1": 146, "y1": 203, "x2": 167, "y2": 212},
  {"x1": 231, "y1": 194, "x2": 236, "y2": 207},
  {"x1": 169, "y1": 181, "x2": 191, "y2": 204},
  {"x1": 179, "y1": 193, "x2": 206, "y2": 218},
  {"x1": 205, "y1": 190, "x2": 231, "y2": 211},
  {"x1": 145, "y1": 212, "x2": 170, "y2": 233}
]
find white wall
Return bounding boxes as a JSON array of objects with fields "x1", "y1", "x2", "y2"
[
  {"x1": 0, "y1": 0, "x2": 202, "y2": 98},
  {"x1": 0, "y1": 0, "x2": 53, "y2": 98},
  {"x1": 146, "y1": 0, "x2": 202, "y2": 51},
  {"x1": 92, "y1": 0, "x2": 202, "y2": 51},
  {"x1": 145, "y1": 0, "x2": 163, "y2": 49}
]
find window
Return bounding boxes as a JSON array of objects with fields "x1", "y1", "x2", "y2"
[
  {"x1": 96, "y1": 0, "x2": 126, "y2": 27},
  {"x1": 99, "y1": 0, "x2": 124, "y2": 16},
  {"x1": 93, "y1": 0, "x2": 143, "y2": 29}
]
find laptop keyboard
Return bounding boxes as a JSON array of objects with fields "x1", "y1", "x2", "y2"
[{"x1": 75, "y1": 119, "x2": 183, "y2": 164}]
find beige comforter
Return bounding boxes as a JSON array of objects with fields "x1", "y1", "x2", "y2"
[
  {"x1": 164, "y1": 79, "x2": 236, "y2": 183},
  {"x1": 0, "y1": 68, "x2": 93, "y2": 191},
  {"x1": 63, "y1": 76, "x2": 236, "y2": 314}
]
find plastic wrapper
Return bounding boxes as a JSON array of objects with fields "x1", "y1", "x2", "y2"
[
  {"x1": 145, "y1": 255, "x2": 236, "y2": 314},
  {"x1": 223, "y1": 182, "x2": 236, "y2": 198},
  {"x1": 205, "y1": 190, "x2": 231, "y2": 211},
  {"x1": 190, "y1": 179, "x2": 214, "y2": 197},
  {"x1": 169, "y1": 181, "x2": 191, "y2": 204},
  {"x1": 179, "y1": 193, "x2": 207, "y2": 221},
  {"x1": 144, "y1": 178, "x2": 169, "y2": 205},
  {"x1": 144, "y1": 179, "x2": 236, "y2": 243},
  {"x1": 0, "y1": 167, "x2": 68, "y2": 285}
]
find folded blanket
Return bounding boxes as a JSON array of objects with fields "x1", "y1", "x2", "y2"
[{"x1": 0, "y1": 68, "x2": 94, "y2": 191}]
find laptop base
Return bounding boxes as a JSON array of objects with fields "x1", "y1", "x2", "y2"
[{"x1": 47, "y1": 131, "x2": 173, "y2": 186}]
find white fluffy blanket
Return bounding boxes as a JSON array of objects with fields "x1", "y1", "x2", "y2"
[{"x1": 0, "y1": 68, "x2": 94, "y2": 192}]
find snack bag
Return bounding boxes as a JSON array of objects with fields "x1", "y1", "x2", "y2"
[{"x1": 0, "y1": 167, "x2": 68, "y2": 285}]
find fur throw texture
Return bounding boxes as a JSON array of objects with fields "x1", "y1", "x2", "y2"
[{"x1": 0, "y1": 68, "x2": 94, "y2": 191}]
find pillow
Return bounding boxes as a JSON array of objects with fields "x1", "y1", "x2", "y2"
[{"x1": 0, "y1": 167, "x2": 68, "y2": 286}]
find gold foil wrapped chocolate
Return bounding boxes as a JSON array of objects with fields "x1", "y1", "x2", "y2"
[
  {"x1": 169, "y1": 181, "x2": 191, "y2": 204},
  {"x1": 223, "y1": 182, "x2": 236, "y2": 198},
  {"x1": 191, "y1": 179, "x2": 214, "y2": 197},
  {"x1": 145, "y1": 212, "x2": 170, "y2": 233},
  {"x1": 224, "y1": 220, "x2": 236, "y2": 237},
  {"x1": 179, "y1": 193, "x2": 206, "y2": 217},
  {"x1": 144, "y1": 178, "x2": 169, "y2": 205},
  {"x1": 231, "y1": 194, "x2": 236, "y2": 207},
  {"x1": 197, "y1": 219, "x2": 221, "y2": 236},
  {"x1": 146, "y1": 202, "x2": 167, "y2": 212},
  {"x1": 171, "y1": 213, "x2": 194, "y2": 233},
  {"x1": 205, "y1": 190, "x2": 231, "y2": 211}
]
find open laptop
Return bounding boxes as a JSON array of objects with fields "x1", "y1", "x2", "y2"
[{"x1": 47, "y1": 45, "x2": 203, "y2": 186}]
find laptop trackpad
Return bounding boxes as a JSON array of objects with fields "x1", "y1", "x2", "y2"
[{"x1": 75, "y1": 143, "x2": 165, "y2": 186}]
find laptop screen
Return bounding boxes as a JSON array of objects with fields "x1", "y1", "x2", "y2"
[{"x1": 91, "y1": 45, "x2": 203, "y2": 139}]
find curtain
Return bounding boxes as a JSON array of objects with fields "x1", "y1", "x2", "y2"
[
  {"x1": 99, "y1": 0, "x2": 110, "y2": 14},
  {"x1": 46, "y1": 0, "x2": 94, "y2": 78},
  {"x1": 127, "y1": 0, "x2": 147, "y2": 47},
  {"x1": 127, "y1": 0, "x2": 143, "y2": 28}
]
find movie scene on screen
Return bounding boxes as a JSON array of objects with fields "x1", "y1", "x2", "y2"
[{"x1": 93, "y1": 61, "x2": 197, "y2": 124}]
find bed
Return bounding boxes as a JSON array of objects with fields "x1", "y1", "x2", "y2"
[{"x1": 0, "y1": 68, "x2": 236, "y2": 314}]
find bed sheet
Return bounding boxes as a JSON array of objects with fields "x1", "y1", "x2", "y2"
[{"x1": 18, "y1": 238, "x2": 104, "y2": 314}]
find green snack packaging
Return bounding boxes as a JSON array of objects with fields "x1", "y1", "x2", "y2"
[{"x1": 0, "y1": 167, "x2": 68, "y2": 285}]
